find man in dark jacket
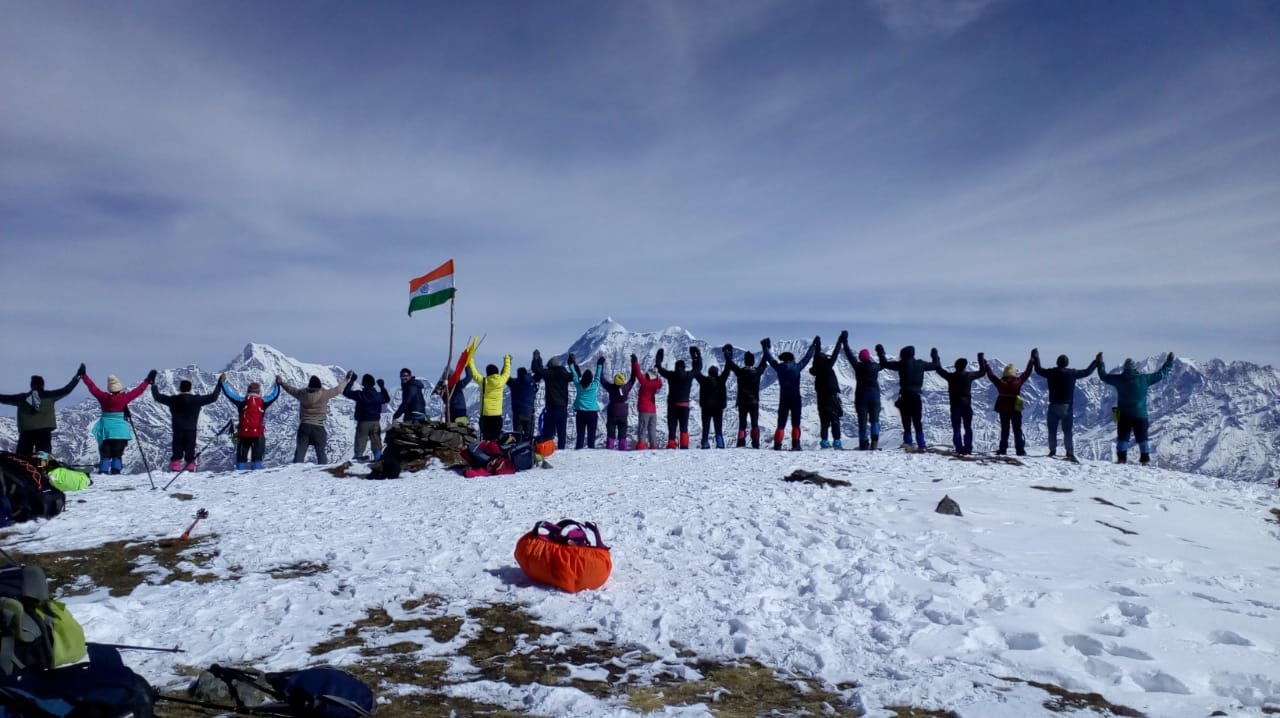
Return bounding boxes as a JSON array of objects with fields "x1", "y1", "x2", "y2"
[
  {"x1": 723, "y1": 344, "x2": 767, "y2": 448},
  {"x1": 877, "y1": 344, "x2": 941, "y2": 451},
  {"x1": 531, "y1": 350, "x2": 573, "y2": 449},
  {"x1": 1098, "y1": 352, "x2": 1175, "y2": 465},
  {"x1": 762, "y1": 336, "x2": 818, "y2": 451},
  {"x1": 344, "y1": 373, "x2": 391, "y2": 460},
  {"x1": 931, "y1": 349, "x2": 984, "y2": 455},
  {"x1": 1032, "y1": 348, "x2": 1100, "y2": 461},
  {"x1": 151, "y1": 374, "x2": 224, "y2": 471},
  {"x1": 839, "y1": 335, "x2": 883, "y2": 450},
  {"x1": 392, "y1": 368, "x2": 428, "y2": 424},
  {"x1": 433, "y1": 372, "x2": 471, "y2": 425},
  {"x1": 812, "y1": 338, "x2": 846, "y2": 449},
  {"x1": 656, "y1": 347, "x2": 696, "y2": 449},
  {"x1": 691, "y1": 347, "x2": 730, "y2": 449},
  {"x1": 507, "y1": 365, "x2": 538, "y2": 438},
  {"x1": 0, "y1": 364, "x2": 83, "y2": 455}
]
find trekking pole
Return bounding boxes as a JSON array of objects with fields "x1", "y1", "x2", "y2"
[
  {"x1": 127, "y1": 413, "x2": 156, "y2": 490},
  {"x1": 88, "y1": 641, "x2": 184, "y2": 653},
  {"x1": 163, "y1": 419, "x2": 234, "y2": 491},
  {"x1": 180, "y1": 508, "x2": 209, "y2": 541}
]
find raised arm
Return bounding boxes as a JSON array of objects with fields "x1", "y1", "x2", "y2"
[
  {"x1": 197, "y1": 376, "x2": 226, "y2": 406},
  {"x1": 530, "y1": 350, "x2": 547, "y2": 380},
  {"x1": 276, "y1": 376, "x2": 303, "y2": 399},
  {"x1": 342, "y1": 373, "x2": 360, "y2": 401},
  {"x1": 1032, "y1": 348, "x2": 1048, "y2": 377},
  {"x1": 760, "y1": 338, "x2": 780, "y2": 369},
  {"x1": 980, "y1": 353, "x2": 1000, "y2": 385},
  {"x1": 222, "y1": 381, "x2": 246, "y2": 406},
  {"x1": 795, "y1": 337, "x2": 818, "y2": 371},
  {"x1": 42, "y1": 367, "x2": 84, "y2": 400},
  {"x1": 498, "y1": 354, "x2": 512, "y2": 383},
  {"x1": 1148, "y1": 352, "x2": 1175, "y2": 384},
  {"x1": 690, "y1": 346, "x2": 704, "y2": 376},
  {"x1": 931, "y1": 349, "x2": 953, "y2": 378},
  {"x1": 1018, "y1": 358, "x2": 1034, "y2": 383},
  {"x1": 876, "y1": 344, "x2": 901, "y2": 370},
  {"x1": 261, "y1": 383, "x2": 282, "y2": 408},
  {"x1": 150, "y1": 382, "x2": 175, "y2": 407},
  {"x1": 320, "y1": 372, "x2": 353, "y2": 401},
  {"x1": 1073, "y1": 354, "x2": 1101, "y2": 379},
  {"x1": 81, "y1": 374, "x2": 107, "y2": 400}
]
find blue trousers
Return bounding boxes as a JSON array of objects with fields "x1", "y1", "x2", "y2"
[
  {"x1": 855, "y1": 395, "x2": 881, "y2": 448},
  {"x1": 1047, "y1": 403, "x2": 1074, "y2": 454},
  {"x1": 544, "y1": 405, "x2": 569, "y2": 449},
  {"x1": 949, "y1": 402, "x2": 973, "y2": 453}
]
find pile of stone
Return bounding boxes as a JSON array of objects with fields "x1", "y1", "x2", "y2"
[{"x1": 368, "y1": 420, "x2": 478, "y2": 478}]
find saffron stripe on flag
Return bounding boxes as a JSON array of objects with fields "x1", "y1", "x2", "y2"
[{"x1": 409, "y1": 259, "x2": 454, "y2": 294}]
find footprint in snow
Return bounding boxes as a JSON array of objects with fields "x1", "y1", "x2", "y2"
[
  {"x1": 1208, "y1": 629, "x2": 1254, "y2": 647},
  {"x1": 1132, "y1": 669, "x2": 1191, "y2": 694},
  {"x1": 1190, "y1": 591, "x2": 1232, "y2": 605}
]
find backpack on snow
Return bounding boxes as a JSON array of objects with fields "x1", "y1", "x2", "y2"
[
  {"x1": 0, "y1": 643, "x2": 154, "y2": 718},
  {"x1": 0, "y1": 559, "x2": 86, "y2": 676},
  {"x1": 238, "y1": 395, "x2": 266, "y2": 438},
  {"x1": 514, "y1": 519, "x2": 612, "y2": 593},
  {"x1": 174, "y1": 664, "x2": 375, "y2": 718},
  {"x1": 0, "y1": 455, "x2": 65, "y2": 528}
]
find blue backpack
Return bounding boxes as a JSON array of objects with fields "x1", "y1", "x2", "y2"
[
  {"x1": 166, "y1": 664, "x2": 375, "y2": 717},
  {"x1": 0, "y1": 644, "x2": 154, "y2": 718}
]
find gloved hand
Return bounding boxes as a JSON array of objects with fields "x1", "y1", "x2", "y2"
[
  {"x1": 977, "y1": 352, "x2": 985, "y2": 365},
  {"x1": 77, "y1": 363, "x2": 86, "y2": 377},
  {"x1": 1096, "y1": 352, "x2": 1103, "y2": 362},
  {"x1": 218, "y1": 373, "x2": 227, "y2": 382},
  {"x1": 655, "y1": 348, "x2": 665, "y2": 365},
  {"x1": 761, "y1": 337, "x2": 771, "y2": 350},
  {"x1": 839, "y1": 330, "x2": 849, "y2": 344},
  {"x1": 276, "y1": 374, "x2": 285, "y2": 384},
  {"x1": 722, "y1": 343, "x2": 733, "y2": 357},
  {"x1": 146, "y1": 369, "x2": 158, "y2": 384},
  {"x1": 813, "y1": 335, "x2": 821, "y2": 348},
  {"x1": 1031, "y1": 348, "x2": 1039, "y2": 360},
  {"x1": 875, "y1": 343, "x2": 885, "y2": 356},
  {"x1": 567, "y1": 354, "x2": 576, "y2": 365},
  {"x1": 596, "y1": 356, "x2": 605, "y2": 365},
  {"x1": 347, "y1": 370, "x2": 356, "y2": 380},
  {"x1": 377, "y1": 378, "x2": 385, "y2": 388},
  {"x1": 690, "y1": 346, "x2": 701, "y2": 359},
  {"x1": 930, "y1": 348, "x2": 940, "y2": 361},
  {"x1": 533, "y1": 349, "x2": 542, "y2": 358},
  {"x1": 630, "y1": 353, "x2": 638, "y2": 365},
  {"x1": 1167, "y1": 352, "x2": 1175, "y2": 362}
]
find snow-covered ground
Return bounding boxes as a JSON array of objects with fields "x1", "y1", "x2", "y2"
[{"x1": 7, "y1": 448, "x2": 1280, "y2": 716}]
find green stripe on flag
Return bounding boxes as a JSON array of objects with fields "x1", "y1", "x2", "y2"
[{"x1": 408, "y1": 287, "x2": 455, "y2": 315}]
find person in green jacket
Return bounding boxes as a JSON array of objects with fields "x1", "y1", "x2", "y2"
[
  {"x1": 1097, "y1": 352, "x2": 1175, "y2": 465},
  {"x1": 569, "y1": 355, "x2": 605, "y2": 449},
  {"x1": 0, "y1": 364, "x2": 84, "y2": 456}
]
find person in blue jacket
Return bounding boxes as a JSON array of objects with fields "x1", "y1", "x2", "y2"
[
  {"x1": 392, "y1": 369, "x2": 428, "y2": 424},
  {"x1": 877, "y1": 344, "x2": 940, "y2": 451},
  {"x1": 507, "y1": 365, "x2": 539, "y2": 438},
  {"x1": 1098, "y1": 352, "x2": 1175, "y2": 465},
  {"x1": 343, "y1": 373, "x2": 391, "y2": 460},
  {"x1": 838, "y1": 334, "x2": 884, "y2": 450},
  {"x1": 1032, "y1": 348, "x2": 1100, "y2": 461},
  {"x1": 569, "y1": 355, "x2": 605, "y2": 449},
  {"x1": 762, "y1": 336, "x2": 818, "y2": 451},
  {"x1": 434, "y1": 371, "x2": 471, "y2": 424}
]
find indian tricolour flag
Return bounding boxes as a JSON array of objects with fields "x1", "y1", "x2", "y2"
[{"x1": 407, "y1": 260, "x2": 455, "y2": 316}]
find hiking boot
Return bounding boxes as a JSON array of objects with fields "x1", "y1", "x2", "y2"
[
  {"x1": 1048, "y1": 449, "x2": 1056, "y2": 457},
  {"x1": 773, "y1": 441, "x2": 783, "y2": 451},
  {"x1": 110, "y1": 458, "x2": 123, "y2": 474},
  {"x1": 870, "y1": 437, "x2": 879, "y2": 450},
  {"x1": 1139, "y1": 453, "x2": 1150, "y2": 465},
  {"x1": 185, "y1": 462, "x2": 197, "y2": 472},
  {"x1": 618, "y1": 438, "x2": 628, "y2": 451},
  {"x1": 791, "y1": 438, "x2": 802, "y2": 451},
  {"x1": 636, "y1": 441, "x2": 649, "y2": 450},
  {"x1": 833, "y1": 439, "x2": 843, "y2": 450},
  {"x1": 235, "y1": 462, "x2": 248, "y2": 470},
  {"x1": 169, "y1": 460, "x2": 182, "y2": 472},
  {"x1": 736, "y1": 432, "x2": 747, "y2": 448},
  {"x1": 715, "y1": 435, "x2": 725, "y2": 449},
  {"x1": 1065, "y1": 452, "x2": 1077, "y2": 462},
  {"x1": 99, "y1": 459, "x2": 111, "y2": 474},
  {"x1": 680, "y1": 432, "x2": 690, "y2": 450},
  {"x1": 700, "y1": 440, "x2": 711, "y2": 450},
  {"x1": 666, "y1": 440, "x2": 678, "y2": 450},
  {"x1": 751, "y1": 429, "x2": 761, "y2": 449},
  {"x1": 995, "y1": 449, "x2": 1007, "y2": 456},
  {"x1": 250, "y1": 461, "x2": 264, "y2": 470},
  {"x1": 606, "y1": 438, "x2": 616, "y2": 450},
  {"x1": 372, "y1": 451, "x2": 382, "y2": 460},
  {"x1": 1116, "y1": 451, "x2": 1127, "y2": 464},
  {"x1": 1016, "y1": 449, "x2": 1027, "y2": 457},
  {"x1": 820, "y1": 439, "x2": 831, "y2": 449}
]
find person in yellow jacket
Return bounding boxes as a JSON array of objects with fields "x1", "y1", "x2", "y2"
[{"x1": 468, "y1": 353, "x2": 512, "y2": 441}]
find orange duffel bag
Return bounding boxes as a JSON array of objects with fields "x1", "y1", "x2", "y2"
[{"x1": 514, "y1": 520, "x2": 612, "y2": 593}]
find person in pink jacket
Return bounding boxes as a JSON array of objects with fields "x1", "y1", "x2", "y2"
[
  {"x1": 631, "y1": 353, "x2": 663, "y2": 449},
  {"x1": 83, "y1": 369, "x2": 154, "y2": 474}
]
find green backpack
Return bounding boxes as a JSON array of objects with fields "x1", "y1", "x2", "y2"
[{"x1": 0, "y1": 560, "x2": 87, "y2": 674}]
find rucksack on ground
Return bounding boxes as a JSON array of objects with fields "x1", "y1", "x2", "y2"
[
  {"x1": 0, "y1": 559, "x2": 86, "y2": 676},
  {"x1": 0, "y1": 643, "x2": 155, "y2": 718},
  {"x1": 514, "y1": 519, "x2": 612, "y2": 593},
  {"x1": 173, "y1": 664, "x2": 375, "y2": 717},
  {"x1": 0, "y1": 455, "x2": 65, "y2": 528}
]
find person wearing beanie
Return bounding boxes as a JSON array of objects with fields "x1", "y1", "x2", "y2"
[
  {"x1": 222, "y1": 377, "x2": 282, "y2": 469},
  {"x1": 467, "y1": 353, "x2": 512, "y2": 441},
  {"x1": 601, "y1": 361, "x2": 637, "y2": 450},
  {"x1": 531, "y1": 350, "x2": 573, "y2": 449},
  {"x1": 151, "y1": 373, "x2": 225, "y2": 471},
  {"x1": 0, "y1": 363, "x2": 84, "y2": 455},
  {"x1": 811, "y1": 337, "x2": 847, "y2": 449},
  {"x1": 982, "y1": 352, "x2": 1035, "y2": 456},
  {"x1": 568, "y1": 355, "x2": 605, "y2": 449},
  {"x1": 762, "y1": 336, "x2": 818, "y2": 451},
  {"x1": 277, "y1": 372, "x2": 351, "y2": 464},
  {"x1": 931, "y1": 349, "x2": 985, "y2": 455},
  {"x1": 343, "y1": 372, "x2": 392, "y2": 460},
  {"x1": 723, "y1": 344, "x2": 767, "y2": 448},
  {"x1": 877, "y1": 343, "x2": 941, "y2": 452},
  {"x1": 691, "y1": 347, "x2": 731, "y2": 449},
  {"x1": 392, "y1": 368, "x2": 428, "y2": 425},
  {"x1": 655, "y1": 347, "x2": 697, "y2": 449},
  {"x1": 1098, "y1": 352, "x2": 1175, "y2": 465},
  {"x1": 1032, "y1": 348, "x2": 1101, "y2": 461},
  {"x1": 632, "y1": 353, "x2": 664, "y2": 449},
  {"x1": 507, "y1": 363, "x2": 539, "y2": 438},
  {"x1": 82, "y1": 370, "x2": 154, "y2": 474},
  {"x1": 838, "y1": 334, "x2": 885, "y2": 450}
]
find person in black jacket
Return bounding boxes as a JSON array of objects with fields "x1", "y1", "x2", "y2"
[
  {"x1": 507, "y1": 365, "x2": 538, "y2": 438},
  {"x1": 1032, "y1": 348, "x2": 1100, "y2": 461},
  {"x1": 877, "y1": 344, "x2": 940, "y2": 452},
  {"x1": 838, "y1": 336, "x2": 883, "y2": 450},
  {"x1": 344, "y1": 373, "x2": 391, "y2": 460},
  {"x1": 655, "y1": 347, "x2": 695, "y2": 449},
  {"x1": 531, "y1": 350, "x2": 573, "y2": 449},
  {"x1": 812, "y1": 337, "x2": 846, "y2": 449},
  {"x1": 722, "y1": 344, "x2": 766, "y2": 448},
  {"x1": 762, "y1": 336, "x2": 818, "y2": 451},
  {"x1": 0, "y1": 364, "x2": 83, "y2": 456},
  {"x1": 151, "y1": 374, "x2": 224, "y2": 471},
  {"x1": 392, "y1": 368, "x2": 428, "y2": 424},
  {"x1": 931, "y1": 349, "x2": 984, "y2": 455},
  {"x1": 691, "y1": 346, "x2": 730, "y2": 449}
]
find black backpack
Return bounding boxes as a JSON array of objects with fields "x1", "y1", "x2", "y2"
[
  {"x1": 0, "y1": 644, "x2": 155, "y2": 718},
  {"x1": 0, "y1": 455, "x2": 64, "y2": 527}
]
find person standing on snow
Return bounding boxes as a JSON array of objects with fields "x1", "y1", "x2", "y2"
[
  {"x1": 392, "y1": 368, "x2": 428, "y2": 425},
  {"x1": 877, "y1": 344, "x2": 940, "y2": 452},
  {"x1": 569, "y1": 355, "x2": 605, "y2": 449},
  {"x1": 722, "y1": 344, "x2": 767, "y2": 448},
  {"x1": 655, "y1": 348, "x2": 696, "y2": 449},
  {"x1": 812, "y1": 337, "x2": 846, "y2": 449},
  {"x1": 1098, "y1": 352, "x2": 1175, "y2": 465},
  {"x1": 838, "y1": 338, "x2": 885, "y2": 450},
  {"x1": 1032, "y1": 348, "x2": 1100, "y2": 461},
  {"x1": 434, "y1": 371, "x2": 471, "y2": 425},
  {"x1": 151, "y1": 373, "x2": 225, "y2": 471},
  {"x1": 278, "y1": 372, "x2": 350, "y2": 464},
  {"x1": 507, "y1": 364, "x2": 539, "y2": 438},
  {"x1": 343, "y1": 373, "x2": 391, "y2": 461},
  {"x1": 531, "y1": 350, "x2": 573, "y2": 449},
  {"x1": 0, "y1": 364, "x2": 83, "y2": 456},
  {"x1": 931, "y1": 349, "x2": 984, "y2": 455},
  {"x1": 982, "y1": 353, "x2": 1034, "y2": 456},
  {"x1": 631, "y1": 353, "x2": 663, "y2": 450},
  {"x1": 601, "y1": 361, "x2": 637, "y2": 450},
  {"x1": 762, "y1": 336, "x2": 818, "y2": 451},
  {"x1": 468, "y1": 353, "x2": 512, "y2": 441},
  {"x1": 691, "y1": 346, "x2": 730, "y2": 449},
  {"x1": 222, "y1": 378, "x2": 281, "y2": 470},
  {"x1": 83, "y1": 370, "x2": 154, "y2": 475}
]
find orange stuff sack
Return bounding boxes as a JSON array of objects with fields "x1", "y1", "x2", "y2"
[
  {"x1": 514, "y1": 520, "x2": 611, "y2": 593},
  {"x1": 533, "y1": 439, "x2": 556, "y2": 459}
]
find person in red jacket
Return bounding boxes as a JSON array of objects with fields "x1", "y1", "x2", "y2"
[
  {"x1": 982, "y1": 352, "x2": 1034, "y2": 456},
  {"x1": 83, "y1": 370, "x2": 154, "y2": 474},
  {"x1": 631, "y1": 353, "x2": 663, "y2": 449}
]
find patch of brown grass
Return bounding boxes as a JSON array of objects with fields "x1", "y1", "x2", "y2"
[
  {"x1": 13, "y1": 535, "x2": 221, "y2": 597},
  {"x1": 997, "y1": 675, "x2": 1146, "y2": 716}
]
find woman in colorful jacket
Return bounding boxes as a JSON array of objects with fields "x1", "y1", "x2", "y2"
[
  {"x1": 931, "y1": 348, "x2": 985, "y2": 455},
  {"x1": 0, "y1": 364, "x2": 83, "y2": 456},
  {"x1": 468, "y1": 353, "x2": 512, "y2": 441},
  {"x1": 569, "y1": 355, "x2": 605, "y2": 449},
  {"x1": 691, "y1": 346, "x2": 731, "y2": 449},
  {"x1": 83, "y1": 370, "x2": 154, "y2": 474},
  {"x1": 723, "y1": 344, "x2": 767, "y2": 448},
  {"x1": 655, "y1": 348, "x2": 696, "y2": 449},
  {"x1": 631, "y1": 353, "x2": 663, "y2": 449},
  {"x1": 762, "y1": 336, "x2": 817, "y2": 451},
  {"x1": 1097, "y1": 352, "x2": 1175, "y2": 465},
  {"x1": 601, "y1": 360, "x2": 637, "y2": 450},
  {"x1": 222, "y1": 378, "x2": 282, "y2": 469},
  {"x1": 982, "y1": 352, "x2": 1034, "y2": 456}
]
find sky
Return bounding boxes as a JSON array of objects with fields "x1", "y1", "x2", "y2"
[{"x1": 2, "y1": 0, "x2": 1279, "y2": 395}]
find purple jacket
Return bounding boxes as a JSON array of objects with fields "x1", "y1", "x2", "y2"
[{"x1": 602, "y1": 374, "x2": 636, "y2": 420}]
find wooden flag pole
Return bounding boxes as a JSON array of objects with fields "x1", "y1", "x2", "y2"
[{"x1": 444, "y1": 292, "x2": 456, "y2": 422}]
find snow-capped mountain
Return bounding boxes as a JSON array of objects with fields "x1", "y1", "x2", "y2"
[{"x1": 2, "y1": 322, "x2": 1277, "y2": 483}]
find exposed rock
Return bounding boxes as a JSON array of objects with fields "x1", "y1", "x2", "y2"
[
  {"x1": 783, "y1": 469, "x2": 851, "y2": 488},
  {"x1": 935, "y1": 495, "x2": 962, "y2": 516}
]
